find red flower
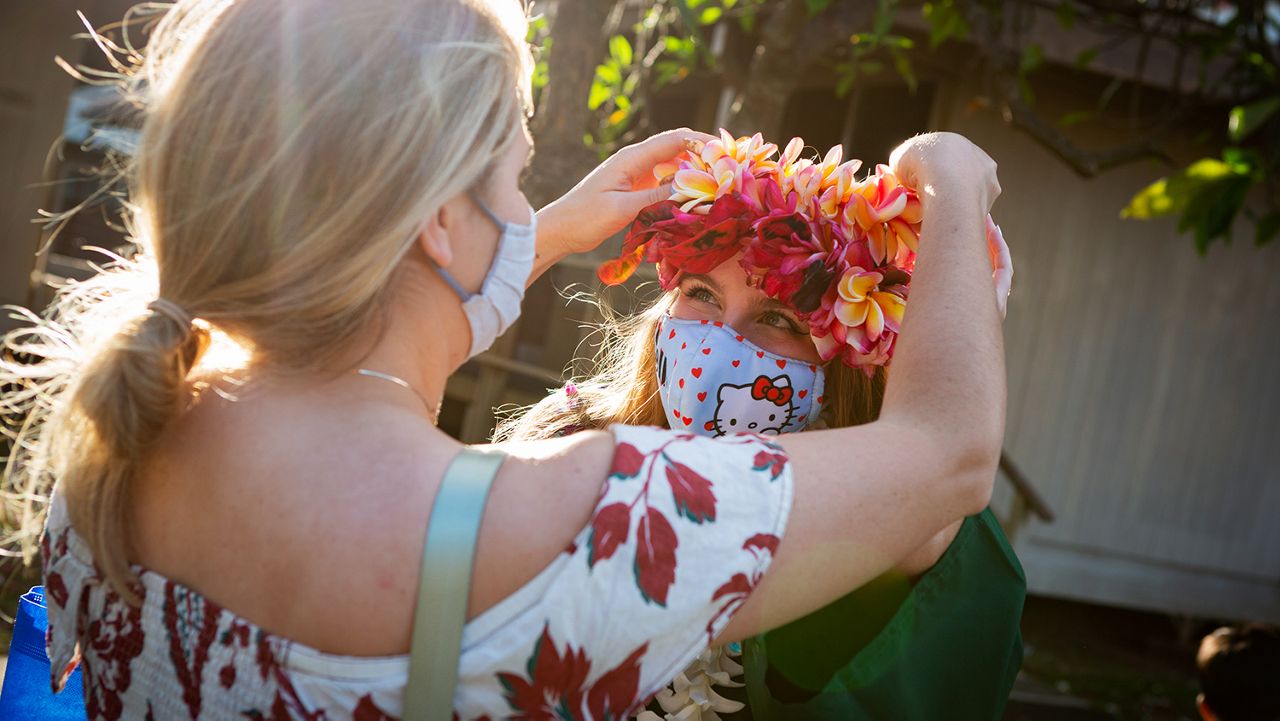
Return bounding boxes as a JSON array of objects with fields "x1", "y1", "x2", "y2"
[
  {"x1": 739, "y1": 180, "x2": 848, "y2": 314},
  {"x1": 498, "y1": 625, "x2": 649, "y2": 721},
  {"x1": 598, "y1": 194, "x2": 758, "y2": 288}
]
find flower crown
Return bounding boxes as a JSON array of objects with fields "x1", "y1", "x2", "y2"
[{"x1": 598, "y1": 129, "x2": 922, "y2": 375}]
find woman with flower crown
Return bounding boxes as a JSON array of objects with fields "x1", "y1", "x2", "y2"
[
  {"x1": 2, "y1": 0, "x2": 1005, "y2": 717},
  {"x1": 496, "y1": 131, "x2": 1022, "y2": 720}
]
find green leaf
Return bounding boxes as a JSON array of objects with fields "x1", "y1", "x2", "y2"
[
  {"x1": 805, "y1": 0, "x2": 832, "y2": 14},
  {"x1": 596, "y1": 60, "x2": 621, "y2": 85},
  {"x1": 1019, "y1": 43, "x2": 1044, "y2": 73},
  {"x1": 1227, "y1": 96, "x2": 1280, "y2": 142},
  {"x1": 872, "y1": 0, "x2": 894, "y2": 37},
  {"x1": 609, "y1": 35, "x2": 633, "y2": 66},
  {"x1": 923, "y1": 1, "x2": 968, "y2": 48},
  {"x1": 859, "y1": 59, "x2": 885, "y2": 75},
  {"x1": 588, "y1": 81, "x2": 611, "y2": 110},
  {"x1": 1122, "y1": 158, "x2": 1236, "y2": 220},
  {"x1": 1057, "y1": 110, "x2": 1095, "y2": 127},
  {"x1": 1187, "y1": 175, "x2": 1250, "y2": 253},
  {"x1": 835, "y1": 69, "x2": 856, "y2": 98},
  {"x1": 700, "y1": 6, "x2": 723, "y2": 24},
  {"x1": 1123, "y1": 177, "x2": 1176, "y2": 219},
  {"x1": 1056, "y1": 1, "x2": 1075, "y2": 28},
  {"x1": 1074, "y1": 48, "x2": 1098, "y2": 69},
  {"x1": 1123, "y1": 157, "x2": 1256, "y2": 253},
  {"x1": 890, "y1": 47, "x2": 917, "y2": 94},
  {"x1": 1255, "y1": 212, "x2": 1280, "y2": 247}
]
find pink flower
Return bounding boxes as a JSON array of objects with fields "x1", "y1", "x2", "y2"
[
  {"x1": 844, "y1": 164, "x2": 923, "y2": 266},
  {"x1": 808, "y1": 264, "x2": 906, "y2": 374},
  {"x1": 739, "y1": 180, "x2": 844, "y2": 312}
]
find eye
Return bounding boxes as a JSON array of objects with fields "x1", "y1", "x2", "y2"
[
  {"x1": 760, "y1": 310, "x2": 805, "y2": 335},
  {"x1": 683, "y1": 283, "x2": 719, "y2": 307}
]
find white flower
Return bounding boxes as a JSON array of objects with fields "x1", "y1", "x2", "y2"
[{"x1": 635, "y1": 645, "x2": 746, "y2": 721}]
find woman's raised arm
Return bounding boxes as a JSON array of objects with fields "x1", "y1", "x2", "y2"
[{"x1": 714, "y1": 132, "x2": 1006, "y2": 642}]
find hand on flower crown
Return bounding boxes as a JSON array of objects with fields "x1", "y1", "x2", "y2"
[
  {"x1": 536, "y1": 128, "x2": 717, "y2": 259},
  {"x1": 887, "y1": 132, "x2": 1001, "y2": 214},
  {"x1": 987, "y1": 215, "x2": 1013, "y2": 320}
]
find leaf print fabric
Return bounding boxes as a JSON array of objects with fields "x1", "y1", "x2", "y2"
[{"x1": 40, "y1": 424, "x2": 793, "y2": 720}]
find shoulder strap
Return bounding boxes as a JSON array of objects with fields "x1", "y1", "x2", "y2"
[{"x1": 402, "y1": 447, "x2": 507, "y2": 721}]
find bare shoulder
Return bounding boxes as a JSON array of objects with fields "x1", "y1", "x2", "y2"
[
  {"x1": 466, "y1": 429, "x2": 618, "y2": 614},
  {"x1": 130, "y1": 394, "x2": 620, "y2": 656}
]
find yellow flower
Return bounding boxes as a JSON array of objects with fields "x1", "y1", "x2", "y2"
[
  {"x1": 834, "y1": 266, "x2": 905, "y2": 343},
  {"x1": 843, "y1": 164, "x2": 922, "y2": 265}
]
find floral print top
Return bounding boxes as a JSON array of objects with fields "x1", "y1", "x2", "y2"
[{"x1": 40, "y1": 425, "x2": 794, "y2": 720}]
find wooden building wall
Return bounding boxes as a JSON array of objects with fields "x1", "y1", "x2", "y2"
[
  {"x1": 0, "y1": 1, "x2": 94, "y2": 333},
  {"x1": 934, "y1": 70, "x2": 1280, "y2": 623}
]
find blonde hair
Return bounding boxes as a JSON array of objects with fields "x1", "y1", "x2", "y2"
[
  {"x1": 2, "y1": 0, "x2": 533, "y2": 601},
  {"x1": 493, "y1": 288, "x2": 887, "y2": 442}
]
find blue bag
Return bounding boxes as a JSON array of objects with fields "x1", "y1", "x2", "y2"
[{"x1": 0, "y1": 586, "x2": 87, "y2": 720}]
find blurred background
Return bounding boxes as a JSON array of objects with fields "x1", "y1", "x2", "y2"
[{"x1": 1, "y1": 1, "x2": 1277, "y2": 718}]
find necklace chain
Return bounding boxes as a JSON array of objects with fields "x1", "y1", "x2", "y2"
[{"x1": 353, "y1": 368, "x2": 439, "y2": 423}]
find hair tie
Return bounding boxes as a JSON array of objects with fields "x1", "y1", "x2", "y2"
[{"x1": 147, "y1": 298, "x2": 193, "y2": 328}]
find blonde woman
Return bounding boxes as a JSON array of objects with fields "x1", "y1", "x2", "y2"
[{"x1": 1, "y1": 0, "x2": 1005, "y2": 718}]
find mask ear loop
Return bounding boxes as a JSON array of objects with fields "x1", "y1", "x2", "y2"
[
  {"x1": 467, "y1": 189, "x2": 506, "y2": 229},
  {"x1": 432, "y1": 190, "x2": 502, "y2": 301}
]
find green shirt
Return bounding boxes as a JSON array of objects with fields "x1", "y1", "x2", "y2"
[{"x1": 741, "y1": 508, "x2": 1026, "y2": 720}]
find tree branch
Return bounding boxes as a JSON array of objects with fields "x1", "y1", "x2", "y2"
[{"x1": 1006, "y1": 96, "x2": 1172, "y2": 177}]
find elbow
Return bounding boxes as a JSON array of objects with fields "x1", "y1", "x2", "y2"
[{"x1": 953, "y1": 428, "x2": 1003, "y2": 516}]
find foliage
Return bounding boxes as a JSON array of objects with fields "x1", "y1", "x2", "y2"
[{"x1": 530, "y1": 0, "x2": 1280, "y2": 253}]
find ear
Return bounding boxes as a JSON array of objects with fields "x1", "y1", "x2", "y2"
[{"x1": 416, "y1": 194, "x2": 468, "y2": 268}]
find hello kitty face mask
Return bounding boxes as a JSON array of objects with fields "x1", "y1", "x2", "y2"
[{"x1": 654, "y1": 315, "x2": 825, "y2": 437}]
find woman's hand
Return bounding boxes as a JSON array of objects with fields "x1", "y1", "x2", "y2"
[
  {"x1": 987, "y1": 215, "x2": 1013, "y2": 320},
  {"x1": 889, "y1": 132, "x2": 1001, "y2": 215},
  {"x1": 532, "y1": 128, "x2": 716, "y2": 278}
]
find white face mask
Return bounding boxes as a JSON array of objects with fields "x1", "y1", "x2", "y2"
[
  {"x1": 436, "y1": 192, "x2": 537, "y2": 359},
  {"x1": 654, "y1": 315, "x2": 825, "y2": 436}
]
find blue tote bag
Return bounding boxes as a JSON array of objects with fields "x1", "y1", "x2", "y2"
[{"x1": 0, "y1": 586, "x2": 87, "y2": 720}]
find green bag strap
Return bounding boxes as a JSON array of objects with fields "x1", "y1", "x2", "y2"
[{"x1": 402, "y1": 447, "x2": 507, "y2": 721}]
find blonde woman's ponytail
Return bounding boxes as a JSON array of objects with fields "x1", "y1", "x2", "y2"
[{"x1": 56, "y1": 298, "x2": 208, "y2": 600}]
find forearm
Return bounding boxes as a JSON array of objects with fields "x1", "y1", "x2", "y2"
[
  {"x1": 880, "y1": 188, "x2": 1006, "y2": 479},
  {"x1": 528, "y1": 204, "x2": 573, "y2": 287}
]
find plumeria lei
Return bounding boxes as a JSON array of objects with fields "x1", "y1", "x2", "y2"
[{"x1": 597, "y1": 129, "x2": 923, "y2": 375}]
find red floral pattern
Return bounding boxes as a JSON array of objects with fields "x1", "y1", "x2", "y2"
[
  {"x1": 498, "y1": 625, "x2": 648, "y2": 721},
  {"x1": 39, "y1": 425, "x2": 792, "y2": 720},
  {"x1": 78, "y1": 583, "x2": 145, "y2": 721}
]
